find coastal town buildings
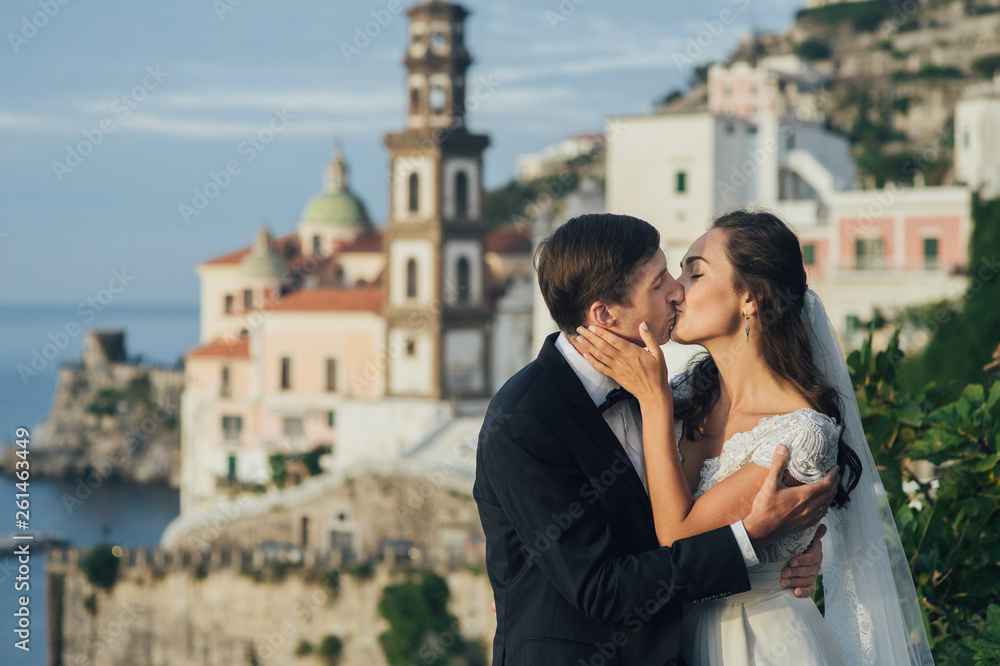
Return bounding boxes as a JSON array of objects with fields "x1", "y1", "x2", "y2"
[
  {"x1": 179, "y1": 2, "x2": 533, "y2": 522},
  {"x1": 606, "y1": 81, "x2": 971, "y2": 355}
]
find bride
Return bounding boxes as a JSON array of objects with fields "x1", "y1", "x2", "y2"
[{"x1": 575, "y1": 209, "x2": 933, "y2": 665}]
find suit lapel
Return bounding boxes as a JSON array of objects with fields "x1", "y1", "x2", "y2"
[{"x1": 536, "y1": 333, "x2": 655, "y2": 525}]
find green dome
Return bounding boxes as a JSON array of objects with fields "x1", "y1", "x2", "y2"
[
  {"x1": 301, "y1": 190, "x2": 372, "y2": 227},
  {"x1": 240, "y1": 227, "x2": 285, "y2": 279},
  {"x1": 241, "y1": 253, "x2": 285, "y2": 279}
]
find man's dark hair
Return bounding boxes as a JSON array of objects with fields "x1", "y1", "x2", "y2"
[{"x1": 534, "y1": 213, "x2": 660, "y2": 332}]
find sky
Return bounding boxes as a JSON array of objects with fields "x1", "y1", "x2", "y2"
[{"x1": 1, "y1": 0, "x2": 804, "y2": 305}]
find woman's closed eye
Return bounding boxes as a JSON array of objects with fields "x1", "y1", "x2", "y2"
[{"x1": 690, "y1": 274, "x2": 703, "y2": 279}]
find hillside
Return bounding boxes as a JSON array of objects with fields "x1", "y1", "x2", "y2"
[{"x1": 729, "y1": 0, "x2": 1000, "y2": 186}]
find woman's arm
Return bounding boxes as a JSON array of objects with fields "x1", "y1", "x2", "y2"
[{"x1": 575, "y1": 324, "x2": 805, "y2": 548}]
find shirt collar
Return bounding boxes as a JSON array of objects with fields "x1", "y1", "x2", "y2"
[{"x1": 555, "y1": 331, "x2": 620, "y2": 408}]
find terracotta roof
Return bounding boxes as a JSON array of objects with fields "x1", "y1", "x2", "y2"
[
  {"x1": 486, "y1": 225, "x2": 533, "y2": 254},
  {"x1": 186, "y1": 338, "x2": 249, "y2": 359},
  {"x1": 270, "y1": 287, "x2": 383, "y2": 312},
  {"x1": 202, "y1": 234, "x2": 299, "y2": 266},
  {"x1": 338, "y1": 229, "x2": 383, "y2": 253}
]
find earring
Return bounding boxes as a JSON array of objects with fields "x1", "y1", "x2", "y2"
[{"x1": 745, "y1": 315, "x2": 750, "y2": 343}]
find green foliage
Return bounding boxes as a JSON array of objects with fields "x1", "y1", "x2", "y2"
[
  {"x1": 294, "y1": 639, "x2": 313, "y2": 656},
  {"x1": 901, "y1": 196, "x2": 1000, "y2": 395},
  {"x1": 658, "y1": 89, "x2": 684, "y2": 108},
  {"x1": 269, "y1": 453, "x2": 288, "y2": 489},
  {"x1": 86, "y1": 376, "x2": 154, "y2": 416},
  {"x1": 914, "y1": 64, "x2": 964, "y2": 79},
  {"x1": 302, "y1": 445, "x2": 330, "y2": 476},
  {"x1": 796, "y1": 0, "x2": 891, "y2": 31},
  {"x1": 378, "y1": 572, "x2": 486, "y2": 666},
  {"x1": 946, "y1": 604, "x2": 1000, "y2": 663},
  {"x1": 87, "y1": 388, "x2": 123, "y2": 416},
  {"x1": 845, "y1": 328, "x2": 1000, "y2": 662},
  {"x1": 346, "y1": 562, "x2": 374, "y2": 580},
  {"x1": 795, "y1": 38, "x2": 832, "y2": 61},
  {"x1": 483, "y1": 171, "x2": 580, "y2": 228},
  {"x1": 78, "y1": 543, "x2": 120, "y2": 591},
  {"x1": 83, "y1": 592, "x2": 97, "y2": 616},
  {"x1": 972, "y1": 53, "x2": 1000, "y2": 79},
  {"x1": 318, "y1": 635, "x2": 344, "y2": 664}
]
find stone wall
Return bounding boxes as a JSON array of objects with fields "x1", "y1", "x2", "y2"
[
  {"x1": 162, "y1": 471, "x2": 485, "y2": 567},
  {"x1": 48, "y1": 548, "x2": 495, "y2": 666}
]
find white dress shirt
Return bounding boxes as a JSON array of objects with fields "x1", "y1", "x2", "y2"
[{"x1": 555, "y1": 332, "x2": 759, "y2": 568}]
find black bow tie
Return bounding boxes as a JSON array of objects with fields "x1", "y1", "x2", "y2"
[{"x1": 597, "y1": 386, "x2": 636, "y2": 412}]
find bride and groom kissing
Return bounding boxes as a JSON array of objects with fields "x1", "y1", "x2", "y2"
[{"x1": 474, "y1": 210, "x2": 932, "y2": 665}]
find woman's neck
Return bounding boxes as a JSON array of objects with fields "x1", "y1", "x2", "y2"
[{"x1": 704, "y1": 334, "x2": 785, "y2": 416}]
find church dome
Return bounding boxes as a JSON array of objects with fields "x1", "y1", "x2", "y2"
[
  {"x1": 300, "y1": 148, "x2": 372, "y2": 228},
  {"x1": 241, "y1": 227, "x2": 286, "y2": 279},
  {"x1": 302, "y1": 190, "x2": 371, "y2": 227}
]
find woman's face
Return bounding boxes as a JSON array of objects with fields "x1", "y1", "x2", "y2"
[{"x1": 671, "y1": 228, "x2": 748, "y2": 346}]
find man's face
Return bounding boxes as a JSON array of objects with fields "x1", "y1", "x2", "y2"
[{"x1": 602, "y1": 249, "x2": 684, "y2": 346}]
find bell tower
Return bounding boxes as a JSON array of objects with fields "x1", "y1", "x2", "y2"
[{"x1": 383, "y1": 1, "x2": 490, "y2": 399}]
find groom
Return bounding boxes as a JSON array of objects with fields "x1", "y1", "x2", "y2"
[{"x1": 474, "y1": 213, "x2": 838, "y2": 665}]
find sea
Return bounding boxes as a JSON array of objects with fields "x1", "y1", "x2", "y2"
[{"x1": 0, "y1": 303, "x2": 199, "y2": 665}]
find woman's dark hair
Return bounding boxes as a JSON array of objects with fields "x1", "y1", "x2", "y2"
[
  {"x1": 535, "y1": 213, "x2": 660, "y2": 332},
  {"x1": 673, "y1": 208, "x2": 862, "y2": 508}
]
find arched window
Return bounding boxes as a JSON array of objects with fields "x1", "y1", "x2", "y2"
[
  {"x1": 456, "y1": 257, "x2": 470, "y2": 303},
  {"x1": 410, "y1": 88, "x2": 420, "y2": 114},
  {"x1": 408, "y1": 173, "x2": 419, "y2": 213},
  {"x1": 406, "y1": 258, "x2": 417, "y2": 299},
  {"x1": 455, "y1": 171, "x2": 469, "y2": 219},
  {"x1": 430, "y1": 85, "x2": 446, "y2": 114}
]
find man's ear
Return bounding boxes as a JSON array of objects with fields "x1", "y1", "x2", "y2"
[{"x1": 585, "y1": 301, "x2": 617, "y2": 329}]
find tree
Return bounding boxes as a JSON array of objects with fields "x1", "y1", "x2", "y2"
[
  {"x1": 378, "y1": 572, "x2": 485, "y2": 666},
  {"x1": 79, "y1": 543, "x2": 120, "y2": 590},
  {"x1": 900, "y1": 195, "x2": 1000, "y2": 396}
]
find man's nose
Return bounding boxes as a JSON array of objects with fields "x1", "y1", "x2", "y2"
[{"x1": 666, "y1": 274, "x2": 684, "y2": 305}]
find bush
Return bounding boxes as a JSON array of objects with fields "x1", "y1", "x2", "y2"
[
  {"x1": 378, "y1": 572, "x2": 486, "y2": 666},
  {"x1": 346, "y1": 562, "x2": 374, "y2": 580},
  {"x1": 914, "y1": 64, "x2": 964, "y2": 79},
  {"x1": 79, "y1": 544, "x2": 120, "y2": 590},
  {"x1": 972, "y1": 53, "x2": 1000, "y2": 79},
  {"x1": 795, "y1": 38, "x2": 832, "y2": 61},
  {"x1": 269, "y1": 453, "x2": 288, "y2": 489},
  {"x1": 294, "y1": 639, "x2": 313, "y2": 656},
  {"x1": 302, "y1": 445, "x2": 330, "y2": 477},
  {"x1": 83, "y1": 592, "x2": 97, "y2": 616},
  {"x1": 318, "y1": 635, "x2": 343, "y2": 664},
  {"x1": 847, "y1": 328, "x2": 1000, "y2": 663}
]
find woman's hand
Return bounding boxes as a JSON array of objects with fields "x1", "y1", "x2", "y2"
[{"x1": 575, "y1": 322, "x2": 671, "y2": 405}]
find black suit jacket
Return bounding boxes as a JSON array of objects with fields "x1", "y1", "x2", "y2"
[{"x1": 474, "y1": 333, "x2": 751, "y2": 666}]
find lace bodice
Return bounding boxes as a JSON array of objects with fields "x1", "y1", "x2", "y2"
[{"x1": 670, "y1": 371, "x2": 842, "y2": 568}]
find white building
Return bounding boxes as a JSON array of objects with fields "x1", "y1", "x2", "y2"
[
  {"x1": 606, "y1": 107, "x2": 971, "y2": 355},
  {"x1": 955, "y1": 75, "x2": 1000, "y2": 199}
]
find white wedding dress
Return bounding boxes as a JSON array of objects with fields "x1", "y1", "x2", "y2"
[
  {"x1": 671, "y1": 372, "x2": 847, "y2": 666},
  {"x1": 666, "y1": 290, "x2": 934, "y2": 666}
]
